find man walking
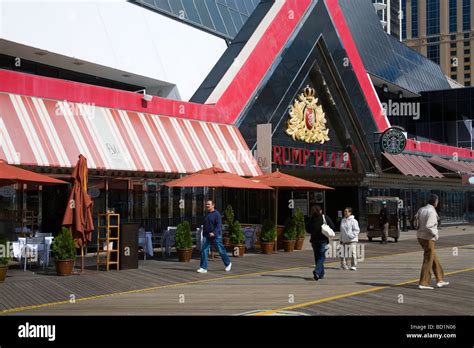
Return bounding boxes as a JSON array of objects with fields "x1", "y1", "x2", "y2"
[
  {"x1": 379, "y1": 201, "x2": 389, "y2": 244},
  {"x1": 197, "y1": 200, "x2": 232, "y2": 274},
  {"x1": 415, "y1": 194, "x2": 449, "y2": 290}
]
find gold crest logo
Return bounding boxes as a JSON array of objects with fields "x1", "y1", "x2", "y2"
[{"x1": 286, "y1": 86, "x2": 330, "y2": 144}]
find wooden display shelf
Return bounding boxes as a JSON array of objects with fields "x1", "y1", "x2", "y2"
[{"x1": 96, "y1": 213, "x2": 120, "y2": 271}]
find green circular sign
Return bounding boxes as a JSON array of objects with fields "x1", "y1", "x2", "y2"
[{"x1": 380, "y1": 127, "x2": 407, "y2": 155}]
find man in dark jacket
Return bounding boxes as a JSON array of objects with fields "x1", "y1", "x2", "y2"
[
  {"x1": 307, "y1": 205, "x2": 335, "y2": 281},
  {"x1": 197, "y1": 200, "x2": 232, "y2": 273},
  {"x1": 379, "y1": 202, "x2": 389, "y2": 244}
]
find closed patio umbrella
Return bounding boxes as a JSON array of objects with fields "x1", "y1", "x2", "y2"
[
  {"x1": 252, "y1": 170, "x2": 334, "y2": 251},
  {"x1": 0, "y1": 159, "x2": 68, "y2": 187},
  {"x1": 62, "y1": 155, "x2": 94, "y2": 273}
]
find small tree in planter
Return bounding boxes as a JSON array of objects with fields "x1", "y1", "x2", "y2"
[
  {"x1": 294, "y1": 208, "x2": 306, "y2": 250},
  {"x1": 0, "y1": 235, "x2": 11, "y2": 282},
  {"x1": 260, "y1": 219, "x2": 276, "y2": 254},
  {"x1": 176, "y1": 221, "x2": 193, "y2": 262},
  {"x1": 229, "y1": 220, "x2": 245, "y2": 257},
  {"x1": 222, "y1": 205, "x2": 234, "y2": 247},
  {"x1": 52, "y1": 227, "x2": 76, "y2": 276},
  {"x1": 282, "y1": 217, "x2": 297, "y2": 252}
]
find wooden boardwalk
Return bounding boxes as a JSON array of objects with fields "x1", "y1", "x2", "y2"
[{"x1": 0, "y1": 226, "x2": 473, "y2": 315}]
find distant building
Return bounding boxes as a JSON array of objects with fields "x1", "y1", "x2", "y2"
[
  {"x1": 401, "y1": 0, "x2": 474, "y2": 87},
  {"x1": 372, "y1": 0, "x2": 403, "y2": 40}
]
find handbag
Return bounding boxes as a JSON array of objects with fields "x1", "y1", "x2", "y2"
[{"x1": 321, "y1": 215, "x2": 335, "y2": 238}]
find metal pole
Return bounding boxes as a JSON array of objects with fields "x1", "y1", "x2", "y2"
[{"x1": 274, "y1": 187, "x2": 278, "y2": 252}]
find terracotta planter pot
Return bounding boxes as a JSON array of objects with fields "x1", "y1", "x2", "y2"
[
  {"x1": 177, "y1": 248, "x2": 193, "y2": 262},
  {"x1": 54, "y1": 260, "x2": 74, "y2": 276},
  {"x1": 231, "y1": 244, "x2": 245, "y2": 257},
  {"x1": 260, "y1": 242, "x2": 274, "y2": 255},
  {"x1": 0, "y1": 265, "x2": 8, "y2": 282},
  {"x1": 282, "y1": 240, "x2": 296, "y2": 252},
  {"x1": 294, "y1": 238, "x2": 305, "y2": 250}
]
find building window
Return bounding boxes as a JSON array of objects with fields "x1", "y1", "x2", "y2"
[
  {"x1": 464, "y1": 41, "x2": 471, "y2": 47},
  {"x1": 451, "y1": 49, "x2": 457, "y2": 55},
  {"x1": 451, "y1": 34, "x2": 457, "y2": 40},
  {"x1": 464, "y1": 33, "x2": 471, "y2": 39},
  {"x1": 465, "y1": 81, "x2": 471, "y2": 86},
  {"x1": 451, "y1": 66, "x2": 457, "y2": 72},
  {"x1": 465, "y1": 57, "x2": 470, "y2": 62},
  {"x1": 427, "y1": 44, "x2": 440, "y2": 64},
  {"x1": 465, "y1": 49, "x2": 471, "y2": 54},
  {"x1": 449, "y1": 0, "x2": 457, "y2": 33},
  {"x1": 465, "y1": 73, "x2": 471, "y2": 78},
  {"x1": 412, "y1": 0, "x2": 418, "y2": 38},
  {"x1": 451, "y1": 74, "x2": 457, "y2": 79},
  {"x1": 426, "y1": 0, "x2": 440, "y2": 36},
  {"x1": 463, "y1": 0, "x2": 471, "y2": 32},
  {"x1": 402, "y1": 0, "x2": 407, "y2": 40}
]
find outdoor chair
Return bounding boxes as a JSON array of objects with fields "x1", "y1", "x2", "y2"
[
  {"x1": 244, "y1": 227, "x2": 256, "y2": 250},
  {"x1": 162, "y1": 226, "x2": 177, "y2": 257},
  {"x1": 23, "y1": 236, "x2": 47, "y2": 271}
]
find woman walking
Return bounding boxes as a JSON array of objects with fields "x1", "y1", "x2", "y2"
[
  {"x1": 339, "y1": 207, "x2": 360, "y2": 271},
  {"x1": 307, "y1": 205, "x2": 335, "y2": 281}
]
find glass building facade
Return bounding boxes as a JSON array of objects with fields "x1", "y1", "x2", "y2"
[{"x1": 131, "y1": 0, "x2": 261, "y2": 39}]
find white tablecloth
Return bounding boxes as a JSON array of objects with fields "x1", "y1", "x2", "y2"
[
  {"x1": 138, "y1": 230, "x2": 153, "y2": 257},
  {"x1": 12, "y1": 237, "x2": 54, "y2": 266}
]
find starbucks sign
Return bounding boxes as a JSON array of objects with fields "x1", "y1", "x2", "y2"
[{"x1": 380, "y1": 127, "x2": 407, "y2": 155}]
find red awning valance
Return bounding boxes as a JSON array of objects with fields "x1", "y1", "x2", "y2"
[{"x1": 0, "y1": 92, "x2": 261, "y2": 176}]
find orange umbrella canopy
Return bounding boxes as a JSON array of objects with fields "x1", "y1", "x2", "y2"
[
  {"x1": 165, "y1": 166, "x2": 273, "y2": 190},
  {"x1": 252, "y1": 170, "x2": 334, "y2": 190},
  {"x1": 62, "y1": 155, "x2": 94, "y2": 247},
  {"x1": 0, "y1": 159, "x2": 68, "y2": 187}
]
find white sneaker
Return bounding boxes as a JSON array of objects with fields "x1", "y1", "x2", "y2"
[
  {"x1": 341, "y1": 265, "x2": 349, "y2": 270},
  {"x1": 418, "y1": 285, "x2": 434, "y2": 290},
  {"x1": 225, "y1": 262, "x2": 232, "y2": 272},
  {"x1": 350, "y1": 267, "x2": 357, "y2": 271},
  {"x1": 197, "y1": 268, "x2": 208, "y2": 274},
  {"x1": 437, "y1": 281, "x2": 450, "y2": 288}
]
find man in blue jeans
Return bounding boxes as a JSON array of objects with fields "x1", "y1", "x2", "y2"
[
  {"x1": 307, "y1": 205, "x2": 334, "y2": 280},
  {"x1": 197, "y1": 200, "x2": 232, "y2": 273}
]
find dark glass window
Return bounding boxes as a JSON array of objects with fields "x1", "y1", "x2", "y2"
[
  {"x1": 401, "y1": 0, "x2": 407, "y2": 40},
  {"x1": 427, "y1": 44, "x2": 440, "y2": 65},
  {"x1": 464, "y1": 40, "x2": 471, "y2": 46},
  {"x1": 411, "y1": 0, "x2": 418, "y2": 38},
  {"x1": 132, "y1": 0, "x2": 260, "y2": 39},
  {"x1": 449, "y1": 0, "x2": 457, "y2": 33},
  {"x1": 463, "y1": 0, "x2": 471, "y2": 32},
  {"x1": 426, "y1": 0, "x2": 440, "y2": 36}
]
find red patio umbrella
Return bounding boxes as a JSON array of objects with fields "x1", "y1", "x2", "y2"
[
  {"x1": 252, "y1": 170, "x2": 334, "y2": 251},
  {"x1": 165, "y1": 166, "x2": 273, "y2": 191},
  {"x1": 0, "y1": 159, "x2": 68, "y2": 187},
  {"x1": 62, "y1": 155, "x2": 94, "y2": 272}
]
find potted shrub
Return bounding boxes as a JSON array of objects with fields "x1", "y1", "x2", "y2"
[
  {"x1": 260, "y1": 219, "x2": 276, "y2": 254},
  {"x1": 294, "y1": 208, "x2": 306, "y2": 250},
  {"x1": 282, "y1": 217, "x2": 297, "y2": 252},
  {"x1": 52, "y1": 227, "x2": 76, "y2": 276},
  {"x1": 222, "y1": 205, "x2": 234, "y2": 247},
  {"x1": 176, "y1": 221, "x2": 193, "y2": 262},
  {"x1": 0, "y1": 235, "x2": 11, "y2": 282},
  {"x1": 229, "y1": 220, "x2": 245, "y2": 257}
]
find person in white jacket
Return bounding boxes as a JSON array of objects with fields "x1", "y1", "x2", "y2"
[{"x1": 339, "y1": 207, "x2": 360, "y2": 271}]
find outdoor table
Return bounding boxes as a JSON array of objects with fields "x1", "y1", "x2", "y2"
[{"x1": 12, "y1": 236, "x2": 54, "y2": 269}]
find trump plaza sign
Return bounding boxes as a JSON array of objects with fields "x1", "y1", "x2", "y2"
[{"x1": 273, "y1": 145, "x2": 352, "y2": 171}]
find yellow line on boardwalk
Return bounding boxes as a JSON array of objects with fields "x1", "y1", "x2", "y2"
[
  {"x1": 254, "y1": 267, "x2": 474, "y2": 316},
  {"x1": 2, "y1": 243, "x2": 473, "y2": 314},
  {"x1": 0, "y1": 266, "x2": 308, "y2": 314}
]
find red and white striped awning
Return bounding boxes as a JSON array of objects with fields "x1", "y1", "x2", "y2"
[{"x1": 0, "y1": 92, "x2": 262, "y2": 177}]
